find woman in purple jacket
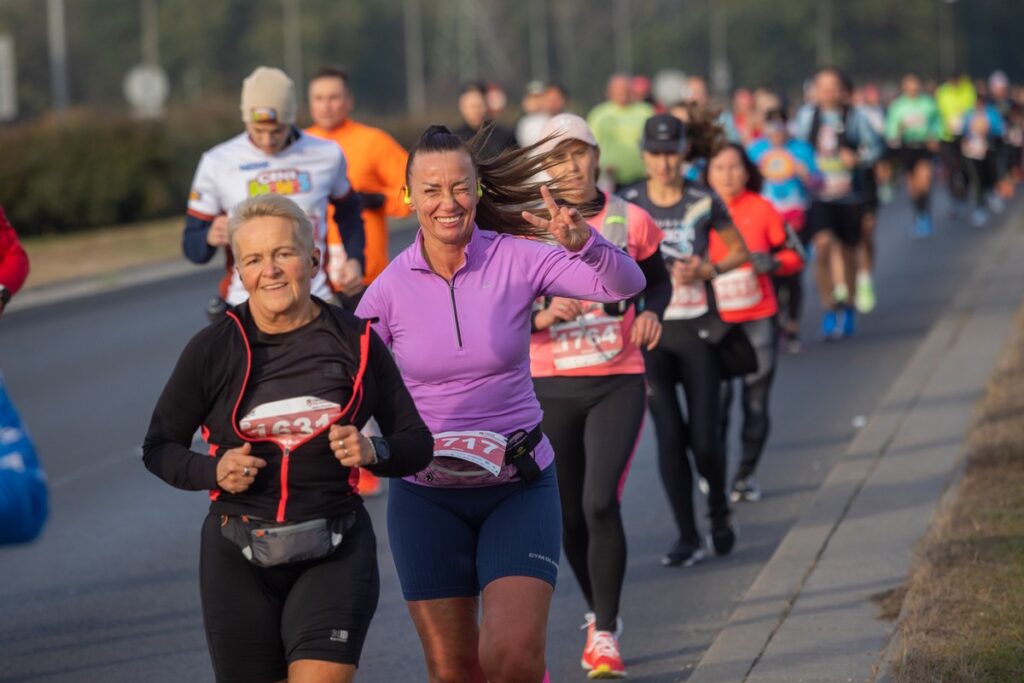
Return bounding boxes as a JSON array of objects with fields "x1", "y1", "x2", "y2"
[{"x1": 356, "y1": 126, "x2": 645, "y2": 682}]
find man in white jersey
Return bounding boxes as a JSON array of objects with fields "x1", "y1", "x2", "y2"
[{"x1": 183, "y1": 66, "x2": 365, "y2": 307}]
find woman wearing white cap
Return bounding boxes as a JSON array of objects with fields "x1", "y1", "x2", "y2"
[
  {"x1": 529, "y1": 113, "x2": 671, "y2": 679},
  {"x1": 182, "y1": 66, "x2": 367, "y2": 314}
]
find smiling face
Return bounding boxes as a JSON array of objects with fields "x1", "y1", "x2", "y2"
[
  {"x1": 234, "y1": 215, "x2": 318, "y2": 327},
  {"x1": 548, "y1": 140, "x2": 599, "y2": 203},
  {"x1": 707, "y1": 147, "x2": 749, "y2": 201},
  {"x1": 407, "y1": 149, "x2": 478, "y2": 248}
]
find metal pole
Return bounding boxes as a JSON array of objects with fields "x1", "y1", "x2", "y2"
[
  {"x1": 939, "y1": 0, "x2": 959, "y2": 78},
  {"x1": 46, "y1": 0, "x2": 69, "y2": 119},
  {"x1": 529, "y1": 0, "x2": 549, "y2": 82},
  {"x1": 283, "y1": 0, "x2": 303, "y2": 91},
  {"x1": 709, "y1": 0, "x2": 729, "y2": 99},
  {"x1": 613, "y1": 0, "x2": 632, "y2": 74},
  {"x1": 816, "y1": 0, "x2": 833, "y2": 67},
  {"x1": 141, "y1": 0, "x2": 159, "y2": 65},
  {"x1": 403, "y1": 0, "x2": 426, "y2": 117},
  {"x1": 458, "y1": 0, "x2": 476, "y2": 82}
]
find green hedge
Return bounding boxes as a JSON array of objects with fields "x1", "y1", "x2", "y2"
[
  {"x1": 0, "y1": 104, "x2": 241, "y2": 236},
  {"x1": 0, "y1": 103, "x2": 463, "y2": 237}
]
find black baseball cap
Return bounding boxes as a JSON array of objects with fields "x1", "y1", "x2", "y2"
[{"x1": 641, "y1": 113, "x2": 686, "y2": 153}]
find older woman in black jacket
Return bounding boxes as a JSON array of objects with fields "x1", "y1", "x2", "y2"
[{"x1": 143, "y1": 193, "x2": 432, "y2": 683}]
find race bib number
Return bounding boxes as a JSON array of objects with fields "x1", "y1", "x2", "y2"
[
  {"x1": 432, "y1": 431, "x2": 508, "y2": 477},
  {"x1": 817, "y1": 156, "x2": 852, "y2": 199},
  {"x1": 239, "y1": 396, "x2": 341, "y2": 449},
  {"x1": 550, "y1": 312, "x2": 624, "y2": 370},
  {"x1": 901, "y1": 112, "x2": 926, "y2": 132},
  {"x1": 712, "y1": 267, "x2": 763, "y2": 312},
  {"x1": 962, "y1": 136, "x2": 988, "y2": 161},
  {"x1": 664, "y1": 282, "x2": 709, "y2": 320}
]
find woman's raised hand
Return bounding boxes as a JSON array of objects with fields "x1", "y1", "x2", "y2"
[{"x1": 521, "y1": 185, "x2": 593, "y2": 252}]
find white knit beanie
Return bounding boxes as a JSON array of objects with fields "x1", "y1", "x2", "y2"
[{"x1": 240, "y1": 67, "x2": 297, "y2": 124}]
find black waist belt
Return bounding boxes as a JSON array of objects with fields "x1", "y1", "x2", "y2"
[{"x1": 505, "y1": 425, "x2": 544, "y2": 483}]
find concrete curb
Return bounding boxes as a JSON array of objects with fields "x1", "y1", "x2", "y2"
[
  {"x1": 688, "y1": 213, "x2": 1024, "y2": 683},
  {"x1": 7, "y1": 219, "x2": 421, "y2": 314},
  {"x1": 8, "y1": 258, "x2": 223, "y2": 313}
]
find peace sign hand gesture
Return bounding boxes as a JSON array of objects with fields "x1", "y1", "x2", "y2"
[{"x1": 521, "y1": 185, "x2": 593, "y2": 253}]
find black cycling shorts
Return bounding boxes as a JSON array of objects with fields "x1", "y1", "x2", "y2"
[
  {"x1": 807, "y1": 200, "x2": 864, "y2": 248},
  {"x1": 892, "y1": 146, "x2": 934, "y2": 173},
  {"x1": 199, "y1": 506, "x2": 379, "y2": 683}
]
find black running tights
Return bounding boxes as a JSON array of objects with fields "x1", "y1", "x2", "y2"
[
  {"x1": 643, "y1": 322, "x2": 730, "y2": 547},
  {"x1": 535, "y1": 373, "x2": 646, "y2": 633}
]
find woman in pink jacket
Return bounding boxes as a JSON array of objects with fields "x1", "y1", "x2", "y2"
[{"x1": 356, "y1": 125, "x2": 645, "y2": 682}]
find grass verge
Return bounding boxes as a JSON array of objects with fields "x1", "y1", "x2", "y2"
[
  {"x1": 889, "y1": 304, "x2": 1024, "y2": 682},
  {"x1": 20, "y1": 217, "x2": 182, "y2": 290}
]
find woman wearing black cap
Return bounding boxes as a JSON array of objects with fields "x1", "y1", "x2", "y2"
[{"x1": 621, "y1": 112, "x2": 749, "y2": 567}]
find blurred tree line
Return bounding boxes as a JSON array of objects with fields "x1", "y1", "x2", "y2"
[
  {"x1": 0, "y1": 0, "x2": 1019, "y2": 234},
  {"x1": 1, "y1": 0, "x2": 1019, "y2": 119}
]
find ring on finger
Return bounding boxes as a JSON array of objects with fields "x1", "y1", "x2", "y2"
[{"x1": 243, "y1": 466, "x2": 250, "y2": 476}]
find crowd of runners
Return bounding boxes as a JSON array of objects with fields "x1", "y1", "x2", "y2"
[{"x1": 131, "y1": 61, "x2": 1024, "y2": 682}]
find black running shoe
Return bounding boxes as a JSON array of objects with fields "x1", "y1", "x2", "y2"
[
  {"x1": 661, "y1": 538, "x2": 706, "y2": 567},
  {"x1": 709, "y1": 516, "x2": 737, "y2": 556}
]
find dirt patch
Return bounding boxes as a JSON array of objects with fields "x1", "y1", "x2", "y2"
[
  {"x1": 871, "y1": 585, "x2": 908, "y2": 622},
  {"x1": 888, "y1": 306, "x2": 1024, "y2": 682},
  {"x1": 20, "y1": 217, "x2": 183, "y2": 290}
]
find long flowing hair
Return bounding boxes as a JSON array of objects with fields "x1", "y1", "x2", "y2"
[{"x1": 405, "y1": 125, "x2": 600, "y2": 237}]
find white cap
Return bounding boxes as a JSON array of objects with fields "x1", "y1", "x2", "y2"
[
  {"x1": 240, "y1": 67, "x2": 297, "y2": 125},
  {"x1": 537, "y1": 113, "x2": 598, "y2": 154}
]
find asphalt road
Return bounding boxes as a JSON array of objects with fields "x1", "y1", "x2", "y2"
[{"x1": 0, "y1": 194, "x2": 1014, "y2": 682}]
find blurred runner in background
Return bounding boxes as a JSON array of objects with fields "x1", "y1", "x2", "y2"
[
  {"x1": 183, "y1": 67, "x2": 365, "y2": 314},
  {"x1": 306, "y1": 67, "x2": 410, "y2": 288},
  {"x1": 588, "y1": 75, "x2": 655, "y2": 191},
  {"x1": 0, "y1": 205, "x2": 29, "y2": 319},
  {"x1": 454, "y1": 82, "x2": 518, "y2": 162}
]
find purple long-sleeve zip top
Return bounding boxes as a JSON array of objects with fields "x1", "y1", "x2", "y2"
[{"x1": 355, "y1": 224, "x2": 646, "y2": 485}]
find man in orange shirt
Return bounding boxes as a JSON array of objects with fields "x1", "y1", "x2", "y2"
[
  {"x1": 307, "y1": 66, "x2": 410, "y2": 288},
  {"x1": 307, "y1": 67, "x2": 411, "y2": 497}
]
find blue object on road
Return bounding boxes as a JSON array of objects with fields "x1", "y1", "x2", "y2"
[
  {"x1": 914, "y1": 213, "x2": 934, "y2": 239},
  {"x1": 0, "y1": 372, "x2": 48, "y2": 545},
  {"x1": 842, "y1": 306, "x2": 857, "y2": 338},
  {"x1": 822, "y1": 310, "x2": 840, "y2": 340}
]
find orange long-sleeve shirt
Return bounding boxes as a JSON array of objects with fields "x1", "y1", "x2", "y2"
[
  {"x1": 709, "y1": 191, "x2": 803, "y2": 323},
  {"x1": 306, "y1": 119, "x2": 411, "y2": 284}
]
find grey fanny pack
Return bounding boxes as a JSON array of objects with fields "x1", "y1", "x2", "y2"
[{"x1": 219, "y1": 512, "x2": 357, "y2": 568}]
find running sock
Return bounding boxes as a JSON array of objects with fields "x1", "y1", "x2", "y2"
[
  {"x1": 912, "y1": 191, "x2": 929, "y2": 216},
  {"x1": 833, "y1": 283, "x2": 849, "y2": 305},
  {"x1": 857, "y1": 271, "x2": 873, "y2": 288}
]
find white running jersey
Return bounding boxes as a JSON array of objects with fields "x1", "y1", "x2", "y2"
[{"x1": 188, "y1": 131, "x2": 352, "y2": 304}]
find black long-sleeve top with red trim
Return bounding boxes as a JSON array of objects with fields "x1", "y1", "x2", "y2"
[{"x1": 142, "y1": 299, "x2": 432, "y2": 522}]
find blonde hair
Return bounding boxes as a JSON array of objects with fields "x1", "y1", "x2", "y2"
[{"x1": 228, "y1": 194, "x2": 315, "y2": 259}]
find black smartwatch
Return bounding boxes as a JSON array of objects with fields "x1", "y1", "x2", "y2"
[{"x1": 368, "y1": 436, "x2": 391, "y2": 472}]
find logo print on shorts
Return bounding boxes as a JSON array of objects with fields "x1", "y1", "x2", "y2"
[{"x1": 330, "y1": 629, "x2": 349, "y2": 643}]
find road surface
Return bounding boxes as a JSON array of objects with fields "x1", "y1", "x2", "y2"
[{"x1": 0, "y1": 195, "x2": 1013, "y2": 681}]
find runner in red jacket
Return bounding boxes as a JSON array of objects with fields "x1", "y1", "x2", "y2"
[
  {"x1": 708, "y1": 143, "x2": 803, "y2": 503},
  {"x1": 0, "y1": 206, "x2": 30, "y2": 318}
]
